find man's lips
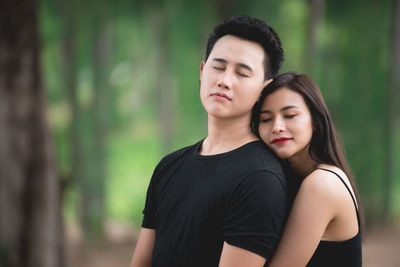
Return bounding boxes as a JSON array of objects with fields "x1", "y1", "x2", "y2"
[
  {"x1": 211, "y1": 92, "x2": 231, "y2": 101},
  {"x1": 271, "y1": 137, "x2": 292, "y2": 145}
]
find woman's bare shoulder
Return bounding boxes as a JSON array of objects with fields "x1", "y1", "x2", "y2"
[{"x1": 299, "y1": 165, "x2": 350, "y2": 201}]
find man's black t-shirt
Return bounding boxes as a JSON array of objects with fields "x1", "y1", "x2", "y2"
[{"x1": 142, "y1": 140, "x2": 287, "y2": 267}]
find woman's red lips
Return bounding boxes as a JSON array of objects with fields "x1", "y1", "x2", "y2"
[{"x1": 271, "y1": 137, "x2": 292, "y2": 145}]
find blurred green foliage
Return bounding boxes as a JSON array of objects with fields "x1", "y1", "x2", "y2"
[{"x1": 38, "y1": 0, "x2": 399, "y2": 229}]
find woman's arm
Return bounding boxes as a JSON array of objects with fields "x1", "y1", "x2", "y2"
[{"x1": 268, "y1": 171, "x2": 338, "y2": 267}]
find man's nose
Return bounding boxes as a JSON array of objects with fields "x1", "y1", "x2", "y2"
[{"x1": 217, "y1": 71, "x2": 233, "y2": 90}]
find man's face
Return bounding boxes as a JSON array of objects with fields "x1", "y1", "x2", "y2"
[{"x1": 200, "y1": 35, "x2": 271, "y2": 120}]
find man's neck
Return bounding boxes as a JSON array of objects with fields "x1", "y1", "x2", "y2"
[{"x1": 199, "y1": 114, "x2": 259, "y2": 156}]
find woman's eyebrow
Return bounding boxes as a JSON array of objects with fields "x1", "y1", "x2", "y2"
[
  {"x1": 281, "y1": 105, "x2": 299, "y2": 111},
  {"x1": 260, "y1": 105, "x2": 299, "y2": 114}
]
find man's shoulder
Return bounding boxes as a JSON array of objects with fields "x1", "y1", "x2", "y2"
[
  {"x1": 239, "y1": 141, "x2": 283, "y2": 174},
  {"x1": 222, "y1": 141, "x2": 286, "y2": 189},
  {"x1": 154, "y1": 140, "x2": 200, "y2": 176},
  {"x1": 162, "y1": 142, "x2": 198, "y2": 161}
]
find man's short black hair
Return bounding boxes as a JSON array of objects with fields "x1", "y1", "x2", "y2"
[{"x1": 205, "y1": 15, "x2": 284, "y2": 80}]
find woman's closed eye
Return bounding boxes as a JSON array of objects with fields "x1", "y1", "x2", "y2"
[
  {"x1": 284, "y1": 114, "x2": 297, "y2": 119},
  {"x1": 260, "y1": 117, "x2": 272, "y2": 123}
]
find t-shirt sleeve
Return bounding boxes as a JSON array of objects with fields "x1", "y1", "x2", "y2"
[
  {"x1": 140, "y1": 145, "x2": 192, "y2": 229},
  {"x1": 223, "y1": 170, "x2": 287, "y2": 262},
  {"x1": 141, "y1": 165, "x2": 160, "y2": 229}
]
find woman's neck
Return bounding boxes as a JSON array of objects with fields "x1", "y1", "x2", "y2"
[{"x1": 288, "y1": 148, "x2": 318, "y2": 178}]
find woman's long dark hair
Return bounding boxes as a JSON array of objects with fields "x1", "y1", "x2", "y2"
[{"x1": 252, "y1": 72, "x2": 364, "y2": 232}]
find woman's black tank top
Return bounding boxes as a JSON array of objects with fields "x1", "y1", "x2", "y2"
[{"x1": 306, "y1": 168, "x2": 362, "y2": 267}]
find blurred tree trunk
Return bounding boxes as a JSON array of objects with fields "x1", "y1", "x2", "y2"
[
  {"x1": 80, "y1": 8, "x2": 111, "y2": 241},
  {"x1": 0, "y1": 0, "x2": 62, "y2": 266},
  {"x1": 149, "y1": 6, "x2": 175, "y2": 153},
  {"x1": 383, "y1": 0, "x2": 400, "y2": 222},
  {"x1": 60, "y1": 0, "x2": 110, "y2": 243},
  {"x1": 59, "y1": 0, "x2": 86, "y2": 247},
  {"x1": 60, "y1": 0, "x2": 81, "y2": 196},
  {"x1": 304, "y1": 0, "x2": 324, "y2": 75}
]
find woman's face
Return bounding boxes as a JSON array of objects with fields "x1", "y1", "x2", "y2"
[{"x1": 258, "y1": 87, "x2": 314, "y2": 161}]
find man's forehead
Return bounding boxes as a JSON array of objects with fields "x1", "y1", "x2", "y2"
[{"x1": 210, "y1": 35, "x2": 265, "y2": 67}]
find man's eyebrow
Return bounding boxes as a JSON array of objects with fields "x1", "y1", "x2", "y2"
[
  {"x1": 260, "y1": 105, "x2": 299, "y2": 114},
  {"x1": 237, "y1": 63, "x2": 252, "y2": 72},
  {"x1": 212, "y1": 58, "x2": 227, "y2": 64},
  {"x1": 212, "y1": 58, "x2": 252, "y2": 71}
]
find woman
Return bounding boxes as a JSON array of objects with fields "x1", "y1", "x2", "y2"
[{"x1": 252, "y1": 72, "x2": 363, "y2": 267}]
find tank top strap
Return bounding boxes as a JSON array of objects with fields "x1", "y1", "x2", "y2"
[{"x1": 317, "y1": 168, "x2": 360, "y2": 226}]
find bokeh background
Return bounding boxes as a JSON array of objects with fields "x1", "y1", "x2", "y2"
[{"x1": 1, "y1": 0, "x2": 399, "y2": 266}]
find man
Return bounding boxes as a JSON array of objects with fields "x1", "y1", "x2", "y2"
[{"x1": 130, "y1": 15, "x2": 286, "y2": 267}]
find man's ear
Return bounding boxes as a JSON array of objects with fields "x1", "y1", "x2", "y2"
[
  {"x1": 200, "y1": 61, "x2": 205, "y2": 77},
  {"x1": 263, "y1": 78, "x2": 273, "y2": 88}
]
